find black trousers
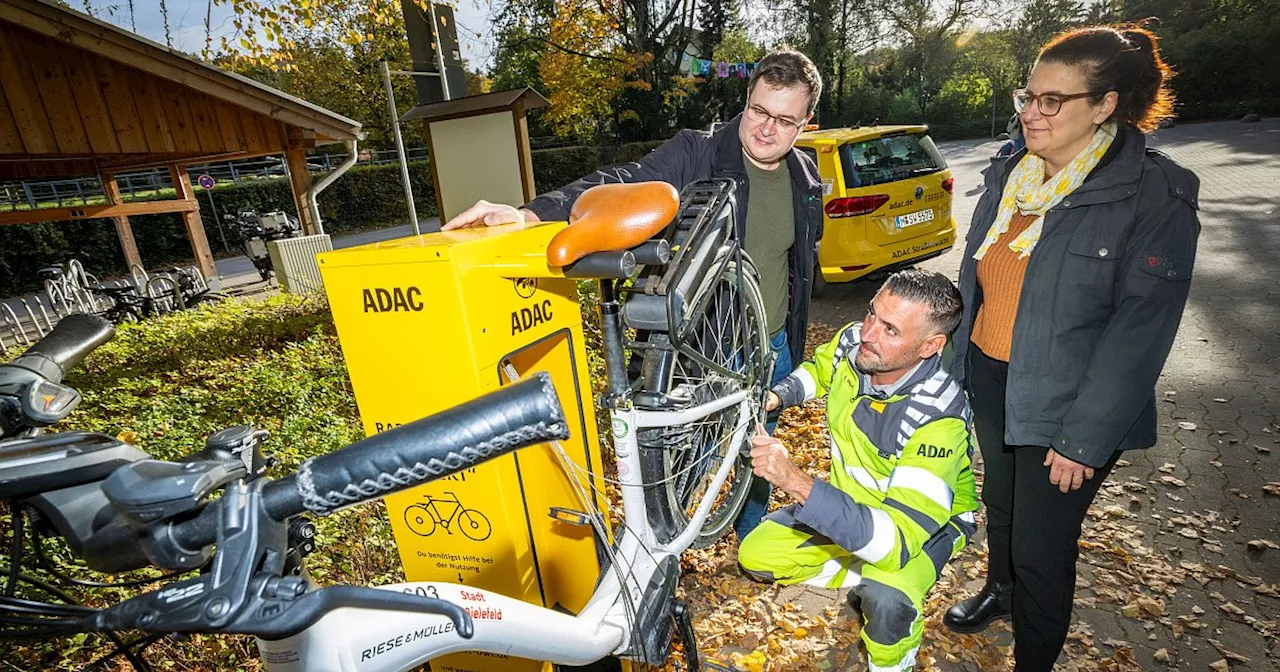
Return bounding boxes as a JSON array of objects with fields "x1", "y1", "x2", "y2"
[{"x1": 968, "y1": 347, "x2": 1120, "y2": 672}]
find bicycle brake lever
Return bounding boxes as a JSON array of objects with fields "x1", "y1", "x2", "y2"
[
  {"x1": 90, "y1": 583, "x2": 476, "y2": 641},
  {"x1": 226, "y1": 586, "x2": 476, "y2": 640}
]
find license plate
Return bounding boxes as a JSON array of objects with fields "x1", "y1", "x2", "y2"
[{"x1": 896, "y1": 209, "x2": 935, "y2": 228}]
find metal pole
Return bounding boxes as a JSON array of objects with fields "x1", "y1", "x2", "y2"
[
  {"x1": 381, "y1": 60, "x2": 420, "y2": 235},
  {"x1": 427, "y1": 2, "x2": 451, "y2": 101},
  {"x1": 991, "y1": 78, "x2": 998, "y2": 138},
  {"x1": 205, "y1": 187, "x2": 229, "y2": 253}
]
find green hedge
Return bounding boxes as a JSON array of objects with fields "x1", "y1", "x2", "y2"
[{"x1": 0, "y1": 140, "x2": 664, "y2": 296}]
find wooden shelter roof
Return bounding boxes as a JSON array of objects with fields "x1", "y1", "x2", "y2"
[
  {"x1": 400, "y1": 87, "x2": 549, "y2": 123},
  {"x1": 0, "y1": 0, "x2": 363, "y2": 180}
]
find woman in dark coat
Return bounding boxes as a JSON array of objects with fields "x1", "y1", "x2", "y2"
[{"x1": 942, "y1": 25, "x2": 1200, "y2": 671}]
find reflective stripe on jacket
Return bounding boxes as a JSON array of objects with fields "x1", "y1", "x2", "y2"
[{"x1": 771, "y1": 322, "x2": 979, "y2": 572}]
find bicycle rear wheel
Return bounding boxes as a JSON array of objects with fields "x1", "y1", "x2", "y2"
[{"x1": 639, "y1": 256, "x2": 770, "y2": 548}]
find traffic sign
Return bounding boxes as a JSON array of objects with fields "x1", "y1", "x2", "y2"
[{"x1": 197, "y1": 174, "x2": 215, "y2": 190}]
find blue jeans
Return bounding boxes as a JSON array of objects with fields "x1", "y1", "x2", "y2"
[{"x1": 733, "y1": 328, "x2": 792, "y2": 539}]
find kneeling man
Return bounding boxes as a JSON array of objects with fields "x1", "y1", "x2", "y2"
[{"x1": 739, "y1": 270, "x2": 978, "y2": 672}]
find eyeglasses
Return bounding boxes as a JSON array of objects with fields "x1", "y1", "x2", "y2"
[
  {"x1": 744, "y1": 104, "x2": 805, "y2": 132},
  {"x1": 1012, "y1": 88, "x2": 1103, "y2": 117}
]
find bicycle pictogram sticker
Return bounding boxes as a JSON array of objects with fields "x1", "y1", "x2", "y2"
[{"x1": 403, "y1": 491, "x2": 493, "y2": 542}]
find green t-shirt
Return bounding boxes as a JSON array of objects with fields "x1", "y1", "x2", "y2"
[{"x1": 743, "y1": 157, "x2": 796, "y2": 334}]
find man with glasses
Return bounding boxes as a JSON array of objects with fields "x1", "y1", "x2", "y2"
[{"x1": 445, "y1": 50, "x2": 826, "y2": 540}]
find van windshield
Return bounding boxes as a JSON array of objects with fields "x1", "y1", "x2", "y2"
[{"x1": 839, "y1": 133, "x2": 946, "y2": 188}]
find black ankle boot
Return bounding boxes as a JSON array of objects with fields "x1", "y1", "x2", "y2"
[{"x1": 943, "y1": 581, "x2": 1012, "y2": 633}]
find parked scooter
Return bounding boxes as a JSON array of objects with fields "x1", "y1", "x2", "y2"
[{"x1": 225, "y1": 209, "x2": 302, "y2": 282}]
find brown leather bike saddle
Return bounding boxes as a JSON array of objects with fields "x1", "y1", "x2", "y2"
[{"x1": 546, "y1": 182, "x2": 680, "y2": 267}]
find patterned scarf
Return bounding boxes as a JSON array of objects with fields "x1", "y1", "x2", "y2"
[{"x1": 974, "y1": 122, "x2": 1117, "y2": 260}]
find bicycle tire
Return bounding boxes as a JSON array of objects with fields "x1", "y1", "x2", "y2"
[
  {"x1": 638, "y1": 256, "x2": 769, "y2": 548},
  {"x1": 404, "y1": 505, "x2": 436, "y2": 537},
  {"x1": 457, "y1": 509, "x2": 492, "y2": 542}
]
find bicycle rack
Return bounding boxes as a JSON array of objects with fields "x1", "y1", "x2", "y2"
[
  {"x1": 147, "y1": 275, "x2": 180, "y2": 313},
  {"x1": 1, "y1": 302, "x2": 29, "y2": 346},
  {"x1": 70, "y1": 286, "x2": 89, "y2": 314},
  {"x1": 32, "y1": 297, "x2": 53, "y2": 334},
  {"x1": 0, "y1": 295, "x2": 90, "y2": 349},
  {"x1": 18, "y1": 299, "x2": 45, "y2": 338},
  {"x1": 49, "y1": 295, "x2": 69, "y2": 319},
  {"x1": 129, "y1": 263, "x2": 150, "y2": 291},
  {"x1": 167, "y1": 265, "x2": 208, "y2": 296}
]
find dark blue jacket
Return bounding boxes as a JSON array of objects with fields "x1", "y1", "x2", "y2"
[{"x1": 951, "y1": 127, "x2": 1201, "y2": 468}]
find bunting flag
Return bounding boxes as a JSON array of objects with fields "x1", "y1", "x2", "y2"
[
  {"x1": 677, "y1": 50, "x2": 759, "y2": 79},
  {"x1": 679, "y1": 52, "x2": 694, "y2": 74}
]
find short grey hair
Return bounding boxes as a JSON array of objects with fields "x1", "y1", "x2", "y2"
[{"x1": 879, "y1": 269, "x2": 963, "y2": 336}]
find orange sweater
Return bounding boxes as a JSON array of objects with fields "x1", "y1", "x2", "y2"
[{"x1": 972, "y1": 212, "x2": 1039, "y2": 362}]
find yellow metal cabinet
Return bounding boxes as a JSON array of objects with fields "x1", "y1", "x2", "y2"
[{"x1": 318, "y1": 222, "x2": 610, "y2": 672}]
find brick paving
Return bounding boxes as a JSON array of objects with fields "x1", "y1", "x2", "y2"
[{"x1": 795, "y1": 119, "x2": 1280, "y2": 670}]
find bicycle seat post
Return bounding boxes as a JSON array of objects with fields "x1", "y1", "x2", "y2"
[{"x1": 596, "y1": 280, "x2": 632, "y2": 405}]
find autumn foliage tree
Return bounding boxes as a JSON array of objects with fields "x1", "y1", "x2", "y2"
[{"x1": 537, "y1": 0, "x2": 647, "y2": 138}]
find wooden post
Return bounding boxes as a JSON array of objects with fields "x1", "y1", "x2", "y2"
[
  {"x1": 169, "y1": 164, "x2": 217, "y2": 280},
  {"x1": 512, "y1": 104, "x2": 538, "y2": 203},
  {"x1": 284, "y1": 149, "x2": 318, "y2": 235},
  {"x1": 100, "y1": 171, "x2": 142, "y2": 270}
]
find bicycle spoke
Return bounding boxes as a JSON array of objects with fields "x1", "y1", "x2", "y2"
[{"x1": 669, "y1": 273, "x2": 764, "y2": 519}]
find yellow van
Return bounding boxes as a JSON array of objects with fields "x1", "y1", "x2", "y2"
[{"x1": 796, "y1": 125, "x2": 956, "y2": 290}]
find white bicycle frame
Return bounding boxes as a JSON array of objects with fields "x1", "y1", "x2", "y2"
[{"x1": 257, "y1": 392, "x2": 753, "y2": 672}]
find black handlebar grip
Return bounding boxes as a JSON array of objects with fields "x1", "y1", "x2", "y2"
[
  {"x1": 9, "y1": 313, "x2": 115, "y2": 383},
  {"x1": 263, "y1": 372, "x2": 568, "y2": 520}
]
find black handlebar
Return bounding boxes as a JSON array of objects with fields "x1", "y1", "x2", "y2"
[
  {"x1": 56, "y1": 373, "x2": 573, "y2": 641},
  {"x1": 7, "y1": 314, "x2": 114, "y2": 384},
  {"x1": 166, "y1": 373, "x2": 569, "y2": 557}
]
